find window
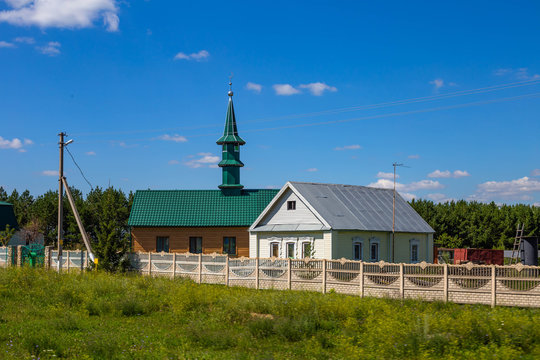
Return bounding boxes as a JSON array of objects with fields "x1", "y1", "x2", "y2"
[
  {"x1": 286, "y1": 243, "x2": 295, "y2": 258},
  {"x1": 287, "y1": 200, "x2": 296, "y2": 210},
  {"x1": 369, "y1": 238, "x2": 379, "y2": 262},
  {"x1": 156, "y1": 236, "x2": 169, "y2": 253},
  {"x1": 189, "y1": 237, "x2": 202, "y2": 254},
  {"x1": 270, "y1": 242, "x2": 280, "y2": 258},
  {"x1": 353, "y1": 241, "x2": 363, "y2": 261},
  {"x1": 223, "y1": 237, "x2": 236, "y2": 255},
  {"x1": 234, "y1": 144, "x2": 239, "y2": 152},
  {"x1": 302, "y1": 242, "x2": 312, "y2": 258},
  {"x1": 410, "y1": 239, "x2": 419, "y2": 263}
]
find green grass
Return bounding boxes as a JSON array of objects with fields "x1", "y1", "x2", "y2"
[{"x1": 0, "y1": 268, "x2": 539, "y2": 359}]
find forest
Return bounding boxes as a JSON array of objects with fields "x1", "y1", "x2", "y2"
[{"x1": 2, "y1": 186, "x2": 539, "y2": 254}]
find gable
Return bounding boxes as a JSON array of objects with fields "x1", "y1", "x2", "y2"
[{"x1": 259, "y1": 188, "x2": 324, "y2": 226}]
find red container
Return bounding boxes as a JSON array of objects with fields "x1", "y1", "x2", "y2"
[{"x1": 453, "y1": 248, "x2": 504, "y2": 265}]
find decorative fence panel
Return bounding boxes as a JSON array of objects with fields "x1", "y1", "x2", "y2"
[
  {"x1": 125, "y1": 252, "x2": 540, "y2": 308},
  {"x1": 50, "y1": 250, "x2": 89, "y2": 271}
]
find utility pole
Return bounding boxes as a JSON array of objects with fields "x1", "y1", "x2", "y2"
[
  {"x1": 56, "y1": 133, "x2": 94, "y2": 271},
  {"x1": 57, "y1": 132, "x2": 66, "y2": 271},
  {"x1": 392, "y1": 162, "x2": 405, "y2": 263}
]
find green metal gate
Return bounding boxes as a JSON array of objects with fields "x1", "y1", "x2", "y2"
[{"x1": 21, "y1": 244, "x2": 45, "y2": 267}]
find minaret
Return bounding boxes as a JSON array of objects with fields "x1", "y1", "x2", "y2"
[{"x1": 217, "y1": 82, "x2": 245, "y2": 193}]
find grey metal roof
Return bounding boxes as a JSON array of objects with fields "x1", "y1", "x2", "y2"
[{"x1": 289, "y1": 182, "x2": 434, "y2": 233}]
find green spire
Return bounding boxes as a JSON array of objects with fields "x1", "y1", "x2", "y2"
[
  {"x1": 216, "y1": 92, "x2": 246, "y2": 145},
  {"x1": 217, "y1": 85, "x2": 244, "y2": 191}
]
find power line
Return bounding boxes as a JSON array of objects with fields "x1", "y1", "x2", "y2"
[
  {"x1": 65, "y1": 147, "x2": 93, "y2": 190},
  {"x1": 70, "y1": 78, "x2": 540, "y2": 137},
  {"x1": 69, "y1": 90, "x2": 540, "y2": 145}
]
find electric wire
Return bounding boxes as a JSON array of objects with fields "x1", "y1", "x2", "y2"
[
  {"x1": 70, "y1": 78, "x2": 540, "y2": 137},
  {"x1": 65, "y1": 147, "x2": 94, "y2": 190}
]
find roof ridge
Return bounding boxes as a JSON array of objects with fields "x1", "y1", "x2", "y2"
[{"x1": 289, "y1": 181, "x2": 394, "y2": 192}]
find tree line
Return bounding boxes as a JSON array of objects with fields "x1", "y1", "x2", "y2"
[
  {"x1": 409, "y1": 199, "x2": 540, "y2": 249},
  {"x1": 2, "y1": 186, "x2": 539, "y2": 268},
  {"x1": 0, "y1": 186, "x2": 132, "y2": 271}
]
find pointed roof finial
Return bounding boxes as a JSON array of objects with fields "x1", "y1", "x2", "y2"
[{"x1": 228, "y1": 72, "x2": 234, "y2": 97}]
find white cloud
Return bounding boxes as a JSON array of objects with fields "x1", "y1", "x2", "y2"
[
  {"x1": 168, "y1": 160, "x2": 179, "y2": 165},
  {"x1": 494, "y1": 67, "x2": 540, "y2": 80},
  {"x1": 174, "y1": 50, "x2": 209, "y2": 61},
  {"x1": 334, "y1": 144, "x2": 361, "y2": 151},
  {"x1": 37, "y1": 41, "x2": 60, "y2": 56},
  {"x1": 0, "y1": 136, "x2": 32, "y2": 152},
  {"x1": 470, "y1": 176, "x2": 540, "y2": 202},
  {"x1": 41, "y1": 170, "x2": 58, "y2": 176},
  {"x1": 453, "y1": 170, "x2": 470, "y2": 178},
  {"x1": 429, "y1": 78, "x2": 444, "y2": 90},
  {"x1": 531, "y1": 169, "x2": 540, "y2": 177},
  {"x1": 377, "y1": 171, "x2": 397, "y2": 180},
  {"x1": 428, "y1": 169, "x2": 470, "y2": 178},
  {"x1": 184, "y1": 153, "x2": 220, "y2": 168},
  {"x1": 298, "y1": 82, "x2": 337, "y2": 96},
  {"x1": 0, "y1": 0, "x2": 119, "y2": 31},
  {"x1": 408, "y1": 154, "x2": 420, "y2": 159},
  {"x1": 273, "y1": 84, "x2": 300, "y2": 96},
  {"x1": 85, "y1": 151, "x2": 96, "y2": 156},
  {"x1": 0, "y1": 40, "x2": 15, "y2": 48},
  {"x1": 265, "y1": 185, "x2": 279, "y2": 189},
  {"x1": 246, "y1": 82, "x2": 262, "y2": 93},
  {"x1": 157, "y1": 134, "x2": 187, "y2": 143},
  {"x1": 368, "y1": 178, "x2": 444, "y2": 192},
  {"x1": 14, "y1": 36, "x2": 34, "y2": 44},
  {"x1": 426, "y1": 193, "x2": 455, "y2": 203},
  {"x1": 306, "y1": 168, "x2": 318, "y2": 172}
]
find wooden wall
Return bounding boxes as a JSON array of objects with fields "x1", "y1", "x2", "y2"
[{"x1": 131, "y1": 227, "x2": 250, "y2": 257}]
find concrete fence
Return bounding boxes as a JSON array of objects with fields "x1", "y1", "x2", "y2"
[
  {"x1": 2, "y1": 246, "x2": 539, "y2": 308},
  {"x1": 127, "y1": 252, "x2": 540, "y2": 308}
]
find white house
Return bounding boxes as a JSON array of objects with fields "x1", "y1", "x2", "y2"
[{"x1": 249, "y1": 182, "x2": 435, "y2": 263}]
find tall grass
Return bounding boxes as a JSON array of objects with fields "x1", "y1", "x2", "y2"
[{"x1": 0, "y1": 267, "x2": 539, "y2": 359}]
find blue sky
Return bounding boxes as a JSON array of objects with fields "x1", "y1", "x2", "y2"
[{"x1": 1, "y1": 0, "x2": 539, "y2": 204}]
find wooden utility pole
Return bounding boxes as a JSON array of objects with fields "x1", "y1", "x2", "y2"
[{"x1": 57, "y1": 132, "x2": 66, "y2": 271}]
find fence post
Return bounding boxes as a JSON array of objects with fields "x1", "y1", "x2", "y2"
[
  {"x1": 198, "y1": 253, "x2": 202, "y2": 284},
  {"x1": 359, "y1": 261, "x2": 364, "y2": 298},
  {"x1": 443, "y1": 263, "x2": 448, "y2": 303},
  {"x1": 399, "y1": 263, "x2": 404, "y2": 299},
  {"x1": 16, "y1": 246, "x2": 23, "y2": 267},
  {"x1": 287, "y1": 258, "x2": 292, "y2": 290},
  {"x1": 322, "y1": 259, "x2": 327, "y2": 294},
  {"x1": 172, "y1": 252, "x2": 177, "y2": 278},
  {"x1": 491, "y1": 265, "x2": 496, "y2": 308},
  {"x1": 80, "y1": 251, "x2": 84, "y2": 271},
  {"x1": 148, "y1": 252, "x2": 152, "y2": 276},
  {"x1": 225, "y1": 255, "x2": 230, "y2": 286},
  {"x1": 255, "y1": 257, "x2": 259, "y2": 290},
  {"x1": 66, "y1": 251, "x2": 70, "y2": 272},
  {"x1": 44, "y1": 246, "x2": 51, "y2": 269}
]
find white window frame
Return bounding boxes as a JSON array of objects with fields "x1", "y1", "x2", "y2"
[
  {"x1": 410, "y1": 239, "x2": 420, "y2": 263},
  {"x1": 369, "y1": 237, "x2": 380, "y2": 262},
  {"x1": 352, "y1": 237, "x2": 363, "y2": 261},
  {"x1": 285, "y1": 242, "x2": 296, "y2": 259},
  {"x1": 287, "y1": 200, "x2": 296, "y2": 210},
  {"x1": 269, "y1": 242, "x2": 280, "y2": 258}
]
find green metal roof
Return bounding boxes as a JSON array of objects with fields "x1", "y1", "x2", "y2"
[
  {"x1": 0, "y1": 202, "x2": 19, "y2": 231},
  {"x1": 216, "y1": 97, "x2": 245, "y2": 145},
  {"x1": 128, "y1": 189, "x2": 279, "y2": 227}
]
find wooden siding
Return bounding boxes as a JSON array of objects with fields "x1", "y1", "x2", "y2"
[
  {"x1": 259, "y1": 188, "x2": 323, "y2": 226},
  {"x1": 131, "y1": 227, "x2": 250, "y2": 257}
]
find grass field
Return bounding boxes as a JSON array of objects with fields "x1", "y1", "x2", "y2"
[{"x1": 0, "y1": 268, "x2": 539, "y2": 359}]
